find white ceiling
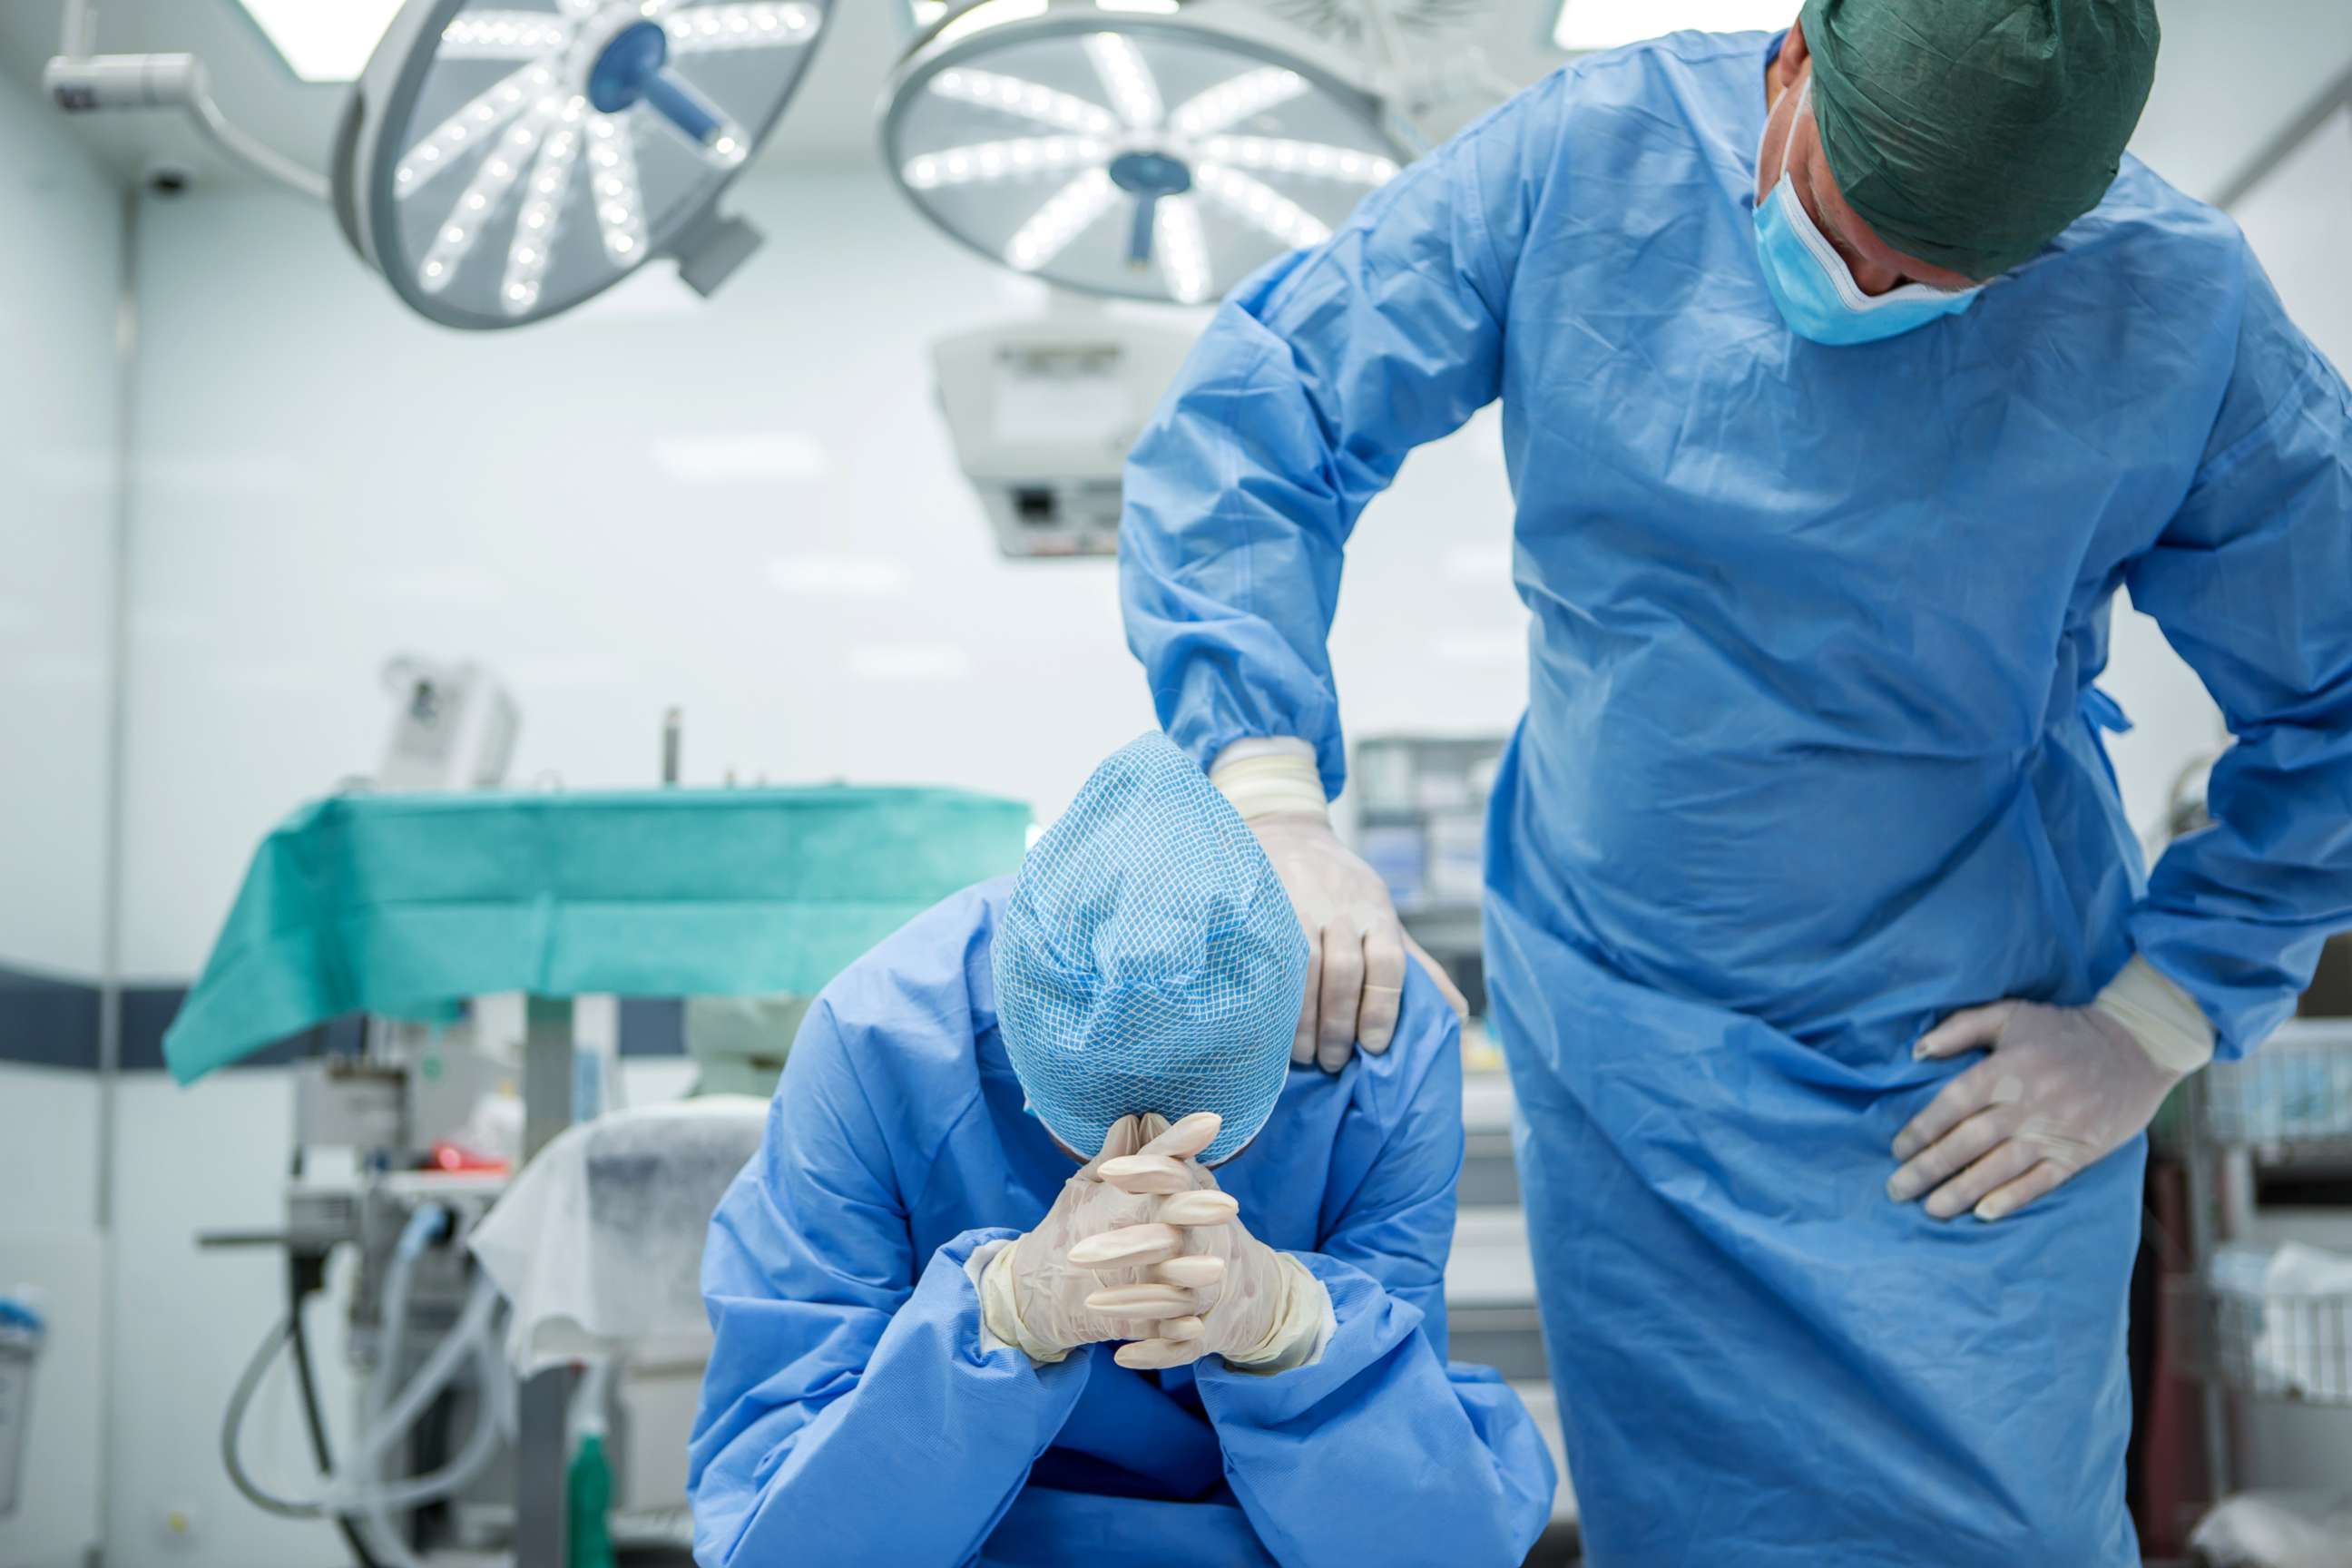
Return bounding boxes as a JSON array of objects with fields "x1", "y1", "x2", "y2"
[{"x1": 0, "y1": 0, "x2": 2345, "y2": 205}]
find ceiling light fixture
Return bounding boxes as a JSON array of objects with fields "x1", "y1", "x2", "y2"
[
  {"x1": 334, "y1": 0, "x2": 835, "y2": 328},
  {"x1": 882, "y1": 0, "x2": 1409, "y2": 306}
]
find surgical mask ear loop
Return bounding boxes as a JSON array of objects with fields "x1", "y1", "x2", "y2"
[{"x1": 1759, "y1": 72, "x2": 1810, "y2": 191}]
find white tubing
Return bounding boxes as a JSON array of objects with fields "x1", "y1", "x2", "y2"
[
  {"x1": 361, "y1": 1206, "x2": 448, "y2": 1564},
  {"x1": 334, "y1": 1328, "x2": 505, "y2": 1513},
  {"x1": 363, "y1": 1220, "x2": 427, "y2": 1568},
  {"x1": 211, "y1": 1265, "x2": 508, "y2": 1521},
  {"x1": 350, "y1": 1274, "x2": 499, "y2": 1471}
]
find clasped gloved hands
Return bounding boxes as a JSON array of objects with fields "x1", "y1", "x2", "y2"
[
  {"x1": 989, "y1": 1112, "x2": 1310, "y2": 1370},
  {"x1": 1885, "y1": 999, "x2": 2191, "y2": 1223},
  {"x1": 1086, "y1": 1116, "x2": 1301, "y2": 1371}
]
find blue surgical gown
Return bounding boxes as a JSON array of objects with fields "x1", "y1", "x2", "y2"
[
  {"x1": 1119, "y1": 29, "x2": 2352, "y2": 1568},
  {"x1": 688, "y1": 879, "x2": 1556, "y2": 1568}
]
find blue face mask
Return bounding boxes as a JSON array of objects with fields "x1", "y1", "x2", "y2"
[{"x1": 1752, "y1": 87, "x2": 1983, "y2": 347}]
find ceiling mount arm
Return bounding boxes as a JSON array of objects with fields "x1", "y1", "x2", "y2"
[
  {"x1": 2211, "y1": 62, "x2": 2352, "y2": 213},
  {"x1": 44, "y1": 0, "x2": 330, "y2": 201}
]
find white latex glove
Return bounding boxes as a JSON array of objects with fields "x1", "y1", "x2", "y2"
[
  {"x1": 1886, "y1": 997, "x2": 2197, "y2": 1223},
  {"x1": 990, "y1": 1113, "x2": 1220, "y2": 1360},
  {"x1": 1211, "y1": 742, "x2": 1468, "y2": 1072},
  {"x1": 1087, "y1": 1122, "x2": 1314, "y2": 1372}
]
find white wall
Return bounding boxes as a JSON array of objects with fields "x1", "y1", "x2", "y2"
[
  {"x1": 113, "y1": 166, "x2": 1531, "y2": 980},
  {"x1": 2132, "y1": 0, "x2": 2352, "y2": 206},
  {"x1": 0, "y1": 65, "x2": 119, "y2": 979},
  {"x1": 0, "y1": 60, "x2": 118, "y2": 1568}
]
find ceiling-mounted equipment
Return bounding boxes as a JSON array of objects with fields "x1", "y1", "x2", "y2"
[
  {"x1": 333, "y1": 0, "x2": 836, "y2": 329},
  {"x1": 1259, "y1": 0, "x2": 1494, "y2": 48},
  {"x1": 44, "y1": 0, "x2": 336, "y2": 198},
  {"x1": 933, "y1": 314, "x2": 1197, "y2": 556},
  {"x1": 880, "y1": 0, "x2": 1411, "y2": 307},
  {"x1": 1551, "y1": 0, "x2": 1795, "y2": 54},
  {"x1": 1257, "y1": 0, "x2": 1518, "y2": 141}
]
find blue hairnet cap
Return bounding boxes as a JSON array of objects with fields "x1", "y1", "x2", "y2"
[{"x1": 995, "y1": 732, "x2": 1309, "y2": 1165}]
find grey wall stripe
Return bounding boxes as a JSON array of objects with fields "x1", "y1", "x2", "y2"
[
  {"x1": 113, "y1": 988, "x2": 358, "y2": 1073},
  {"x1": 619, "y1": 998, "x2": 684, "y2": 1057},
  {"x1": 1, "y1": 967, "x2": 689, "y2": 1073},
  {"x1": 0, "y1": 965, "x2": 101, "y2": 1072}
]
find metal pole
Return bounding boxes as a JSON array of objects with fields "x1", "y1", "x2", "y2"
[
  {"x1": 514, "y1": 997, "x2": 576, "y2": 1568},
  {"x1": 89, "y1": 175, "x2": 140, "y2": 1568}
]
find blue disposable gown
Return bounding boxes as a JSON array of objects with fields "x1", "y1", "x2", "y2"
[
  {"x1": 1120, "y1": 29, "x2": 2352, "y2": 1568},
  {"x1": 688, "y1": 880, "x2": 1556, "y2": 1568}
]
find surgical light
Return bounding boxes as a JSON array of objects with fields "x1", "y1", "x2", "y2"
[
  {"x1": 1551, "y1": 0, "x2": 1796, "y2": 53},
  {"x1": 881, "y1": 0, "x2": 1409, "y2": 306},
  {"x1": 334, "y1": 0, "x2": 835, "y2": 329}
]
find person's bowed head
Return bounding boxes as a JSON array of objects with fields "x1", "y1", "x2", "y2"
[{"x1": 982, "y1": 733, "x2": 1330, "y2": 1370}]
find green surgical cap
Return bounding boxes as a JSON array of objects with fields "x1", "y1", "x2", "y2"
[{"x1": 1799, "y1": 0, "x2": 2159, "y2": 280}]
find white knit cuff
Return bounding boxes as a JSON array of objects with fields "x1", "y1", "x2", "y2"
[
  {"x1": 974, "y1": 1235, "x2": 1073, "y2": 1366},
  {"x1": 1208, "y1": 739, "x2": 1325, "y2": 821},
  {"x1": 1218, "y1": 1253, "x2": 1334, "y2": 1376},
  {"x1": 2093, "y1": 955, "x2": 2217, "y2": 1076}
]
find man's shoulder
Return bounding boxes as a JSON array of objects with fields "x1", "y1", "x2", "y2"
[
  {"x1": 1279, "y1": 964, "x2": 1458, "y2": 1123},
  {"x1": 1547, "y1": 27, "x2": 1776, "y2": 112},
  {"x1": 2071, "y1": 155, "x2": 2248, "y2": 275},
  {"x1": 1390, "y1": 964, "x2": 1467, "y2": 1088}
]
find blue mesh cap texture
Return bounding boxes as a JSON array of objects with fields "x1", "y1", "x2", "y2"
[{"x1": 994, "y1": 732, "x2": 1310, "y2": 1166}]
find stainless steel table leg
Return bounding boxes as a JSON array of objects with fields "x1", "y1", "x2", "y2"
[{"x1": 515, "y1": 996, "x2": 576, "y2": 1568}]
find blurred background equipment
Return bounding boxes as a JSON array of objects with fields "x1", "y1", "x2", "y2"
[
  {"x1": 375, "y1": 657, "x2": 521, "y2": 791},
  {"x1": 1545, "y1": 0, "x2": 1798, "y2": 53},
  {"x1": 682, "y1": 995, "x2": 808, "y2": 1098},
  {"x1": 1349, "y1": 733, "x2": 1504, "y2": 1021},
  {"x1": 932, "y1": 310, "x2": 1196, "y2": 556},
  {"x1": 0, "y1": 1294, "x2": 42, "y2": 1519},
  {"x1": 2144, "y1": 737, "x2": 2352, "y2": 1563},
  {"x1": 468, "y1": 1095, "x2": 771, "y2": 1377},
  {"x1": 182, "y1": 778, "x2": 1028, "y2": 1566}
]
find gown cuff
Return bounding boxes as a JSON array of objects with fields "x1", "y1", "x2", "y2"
[
  {"x1": 2094, "y1": 955, "x2": 2218, "y2": 1075},
  {"x1": 1209, "y1": 740, "x2": 1326, "y2": 820},
  {"x1": 1218, "y1": 1253, "x2": 1335, "y2": 1376},
  {"x1": 972, "y1": 1236, "x2": 1073, "y2": 1366}
]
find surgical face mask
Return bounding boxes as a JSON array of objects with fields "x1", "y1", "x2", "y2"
[{"x1": 1752, "y1": 83, "x2": 1982, "y2": 347}]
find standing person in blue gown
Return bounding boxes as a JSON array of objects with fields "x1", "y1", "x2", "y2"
[{"x1": 1119, "y1": 1, "x2": 2352, "y2": 1561}]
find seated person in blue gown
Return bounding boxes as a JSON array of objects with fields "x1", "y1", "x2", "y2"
[{"x1": 687, "y1": 732, "x2": 1555, "y2": 1568}]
